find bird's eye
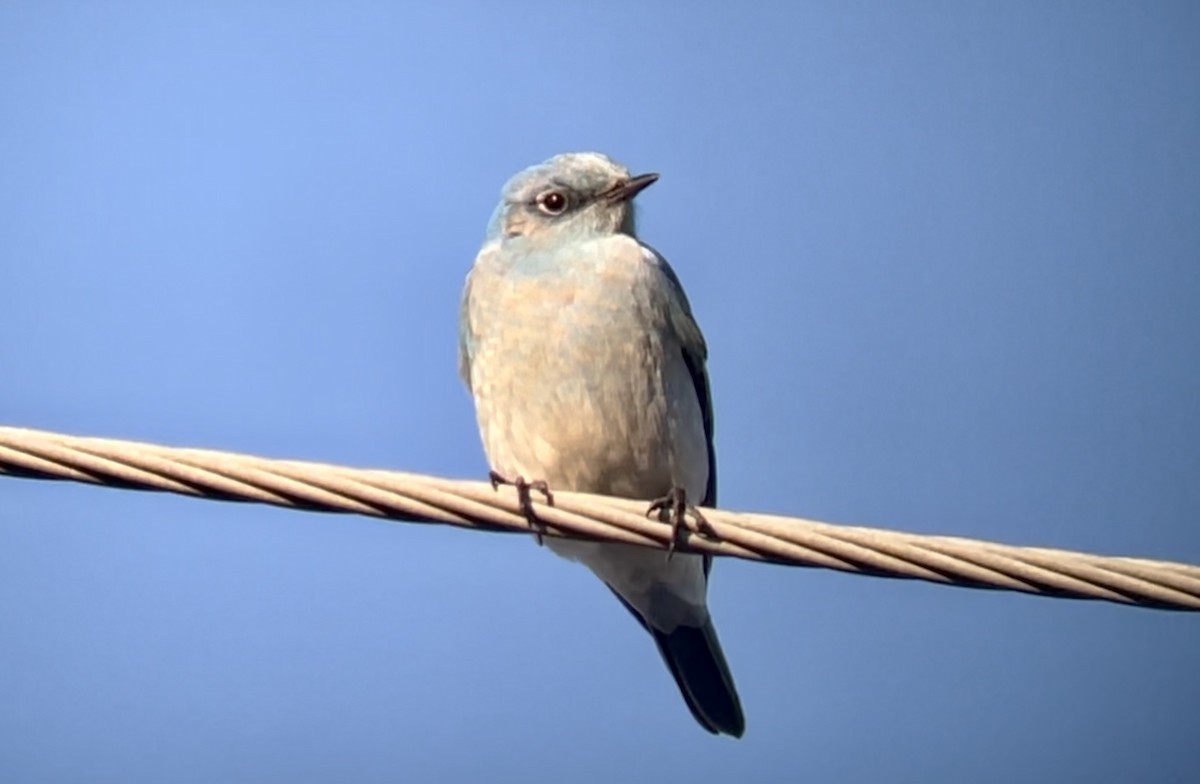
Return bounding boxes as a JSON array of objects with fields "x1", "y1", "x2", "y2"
[{"x1": 537, "y1": 190, "x2": 568, "y2": 215}]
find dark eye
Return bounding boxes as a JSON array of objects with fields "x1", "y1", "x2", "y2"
[{"x1": 537, "y1": 190, "x2": 568, "y2": 215}]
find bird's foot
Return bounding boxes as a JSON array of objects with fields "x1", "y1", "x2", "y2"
[
  {"x1": 646, "y1": 486, "x2": 716, "y2": 561},
  {"x1": 488, "y1": 470, "x2": 554, "y2": 545}
]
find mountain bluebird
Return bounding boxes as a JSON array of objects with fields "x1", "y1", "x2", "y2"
[{"x1": 458, "y1": 152, "x2": 744, "y2": 737}]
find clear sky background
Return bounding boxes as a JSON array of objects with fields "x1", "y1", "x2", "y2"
[{"x1": 2, "y1": 3, "x2": 1198, "y2": 782}]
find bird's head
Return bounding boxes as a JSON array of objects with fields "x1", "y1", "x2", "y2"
[{"x1": 486, "y1": 152, "x2": 658, "y2": 242}]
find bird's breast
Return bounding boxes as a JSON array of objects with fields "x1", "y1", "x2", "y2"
[{"x1": 469, "y1": 253, "x2": 696, "y2": 499}]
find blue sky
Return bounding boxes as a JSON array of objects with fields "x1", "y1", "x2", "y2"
[{"x1": 2, "y1": 2, "x2": 1198, "y2": 782}]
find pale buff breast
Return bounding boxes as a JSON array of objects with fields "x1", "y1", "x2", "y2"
[{"x1": 466, "y1": 238, "x2": 709, "y2": 504}]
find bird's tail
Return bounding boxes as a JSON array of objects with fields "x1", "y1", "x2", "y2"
[{"x1": 651, "y1": 620, "x2": 745, "y2": 737}]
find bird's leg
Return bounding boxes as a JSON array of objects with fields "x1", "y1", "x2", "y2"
[
  {"x1": 488, "y1": 470, "x2": 554, "y2": 545},
  {"x1": 646, "y1": 486, "x2": 717, "y2": 561}
]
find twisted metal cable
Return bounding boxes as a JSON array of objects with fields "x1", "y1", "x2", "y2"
[{"x1": 2, "y1": 425, "x2": 1198, "y2": 611}]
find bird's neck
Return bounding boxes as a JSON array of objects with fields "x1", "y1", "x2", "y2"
[{"x1": 498, "y1": 231, "x2": 636, "y2": 277}]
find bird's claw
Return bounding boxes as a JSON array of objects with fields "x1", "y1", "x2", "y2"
[
  {"x1": 646, "y1": 486, "x2": 716, "y2": 561},
  {"x1": 489, "y1": 470, "x2": 554, "y2": 545}
]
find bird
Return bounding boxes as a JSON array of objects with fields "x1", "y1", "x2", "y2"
[{"x1": 458, "y1": 152, "x2": 744, "y2": 737}]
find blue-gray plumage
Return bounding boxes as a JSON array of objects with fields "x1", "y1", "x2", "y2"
[{"x1": 458, "y1": 152, "x2": 744, "y2": 737}]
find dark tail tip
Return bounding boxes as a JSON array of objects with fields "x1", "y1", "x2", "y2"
[{"x1": 653, "y1": 620, "x2": 745, "y2": 738}]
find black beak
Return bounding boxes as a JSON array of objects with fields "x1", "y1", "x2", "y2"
[{"x1": 603, "y1": 172, "x2": 659, "y2": 202}]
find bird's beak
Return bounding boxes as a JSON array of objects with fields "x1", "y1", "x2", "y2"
[{"x1": 603, "y1": 172, "x2": 659, "y2": 202}]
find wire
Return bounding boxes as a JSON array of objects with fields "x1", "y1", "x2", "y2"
[{"x1": 2, "y1": 425, "x2": 1197, "y2": 611}]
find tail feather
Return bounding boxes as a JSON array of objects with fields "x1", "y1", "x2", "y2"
[
  {"x1": 651, "y1": 620, "x2": 745, "y2": 738},
  {"x1": 606, "y1": 586, "x2": 744, "y2": 737}
]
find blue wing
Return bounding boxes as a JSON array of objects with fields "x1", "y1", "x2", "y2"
[{"x1": 643, "y1": 244, "x2": 717, "y2": 510}]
